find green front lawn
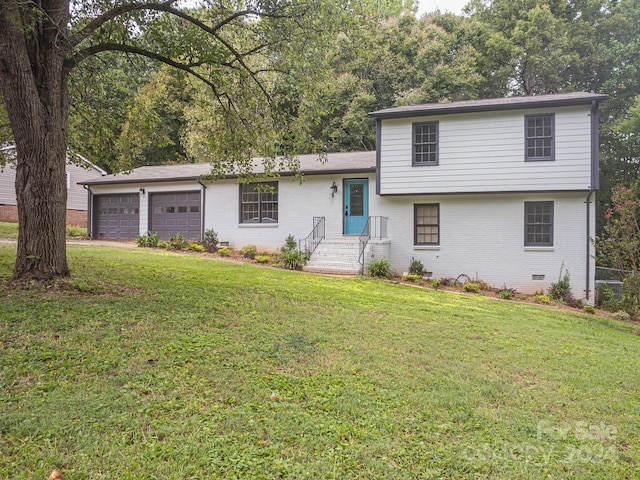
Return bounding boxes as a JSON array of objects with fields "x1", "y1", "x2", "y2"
[
  {"x1": 0, "y1": 221, "x2": 18, "y2": 238},
  {"x1": 1, "y1": 245, "x2": 638, "y2": 478}
]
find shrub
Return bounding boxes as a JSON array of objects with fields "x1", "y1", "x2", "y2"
[
  {"x1": 201, "y1": 229, "x2": 219, "y2": 253},
  {"x1": 240, "y1": 245, "x2": 257, "y2": 259},
  {"x1": 136, "y1": 232, "x2": 159, "y2": 248},
  {"x1": 402, "y1": 274, "x2": 421, "y2": 283},
  {"x1": 463, "y1": 282, "x2": 480, "y2": 293},
  {"x1": 549, "y1": 265, "x2": 573, "y2": 302},
  {"x1": 431, "y1": 278, "x2": 442, "y2": 290},
  {"x1": 498, "y1": 287, "x2": 516, "y2": 300},
  {"x1": 613, "y1": 310, "x2": 631, "y2": 321},
  {"x1": 281, "y1": 234, "x2": 298, "y2": 253},
  {"x1": 534, "y1": 292, "x2": 550, "y2": 304},
  {"x1": 168, "y1": 233, "x2": 187, "y2": 250},
  {"x1": 255, "y1": 255, "x2": 270, "y2": 264},
  {"x1": 157, "y1": 241, "x2": 169, "y2": 249},
  {"x1": 218, "y1": 246, "x2": 231, "y2": 257},
  {"x1": 596, "y1": 283, "x2": 616, "y2": 310},
  {"x1": 408, "y1": 257, "x2": 426, "y2": 276},
  {"x1": 583, "y1": 304, "x2": 595, "y2": 314},
  {"x1": 367, "y1": 258, "x2": 392, "y2": 278},
  {"x1": 281, "y1": 249, "x2": 306, "y2": 270},
  {"x1": 187, "y1": 241, "x2": 205, "y2": 252},
  {"x1": 66, "y1": 225, "x2": 87, "y2": 238}
]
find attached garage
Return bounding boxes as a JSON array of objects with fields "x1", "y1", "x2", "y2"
[
  {"x1": 93, "y1": 194, "x2": 140, "y2": 240},
  {"x1": 150, "y1": 191, "x2": 202, "y2": 240}
]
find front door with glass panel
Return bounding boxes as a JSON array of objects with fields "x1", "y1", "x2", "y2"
[{"x1": 344, "y1": 179, "x2": 368, "y2": 234}]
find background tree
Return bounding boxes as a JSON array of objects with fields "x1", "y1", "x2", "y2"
[{"x1": 0, "y1": 0, "x2": 345, "y2": 281}]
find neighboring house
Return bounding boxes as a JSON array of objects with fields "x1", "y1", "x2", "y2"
[
  {"x1": 0, "y1": 146, "x2": 106, "y2": 225},
  {"x1": 80, "y1": 92, "x2": 607, "y2": 303}
]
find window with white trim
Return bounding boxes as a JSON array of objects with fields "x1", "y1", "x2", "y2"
[
  {"x1": 525, "y1": 201, "x2": 553, "y2": 246},
  {"x1": 414, "y1": 203, "x2": 439, "y2": 245},
  {"x1": 240, "y1": 182, "x2": 278, "y2": 224},
  {"x1": 525, "y1": 114, "x2": 554, "y2": 161}
]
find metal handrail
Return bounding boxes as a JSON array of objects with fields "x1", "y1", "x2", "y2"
[
  {"x1": 358, "y1": 216, "x2": 388, "y2": 274},
  {"x1": 299, "y1": 216, "x2": 325, "y2": 256}
]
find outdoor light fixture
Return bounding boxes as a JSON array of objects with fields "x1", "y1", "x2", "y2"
[
  {"x1": 330, "y1": 181, "x2": 338, "y2": 197},
  {"x1": 139, "y1": 187, "x2": 146, "y2": 195}
]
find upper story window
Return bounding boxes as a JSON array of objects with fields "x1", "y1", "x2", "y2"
[
  {"x1": 525, "y1": 114, "x2": 554, "y2": 161},
  {"x1": 240, "y1": 182, "x2": 278, "y2": 224},
  {"x1": 525, "y1": 201, "x2": 553, "y2": 246},
  {"x1": 415, "y1": 203, "x2": 439, "y2": 245},
  {"x1": 412, "y1": 122, "x2": 439, "y2": 166}
]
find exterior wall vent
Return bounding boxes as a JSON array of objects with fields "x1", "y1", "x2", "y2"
[{"x1": 532, "y1": 274, "x2": 545, "y2": 281}]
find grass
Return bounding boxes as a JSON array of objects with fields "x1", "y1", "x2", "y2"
[
  {"x1": 0, "y1": 221, "x2": 18, "y2": 238},
  {"x1": 1, "y1": 245, "x2": 639, "y2": 479}
]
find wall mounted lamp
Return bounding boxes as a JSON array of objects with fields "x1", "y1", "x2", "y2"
[
  {"x1": 330, "y1": 181, "x2": 338, "y2": 198},
  {"x1": 139, "y1": 187, "x2": 146, "y2": 195}
]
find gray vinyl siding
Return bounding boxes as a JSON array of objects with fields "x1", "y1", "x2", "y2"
[{"x1": 378, "y1": 106, "x2": 592, "y2": 195}]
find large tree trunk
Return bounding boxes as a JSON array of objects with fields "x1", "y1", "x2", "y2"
[{"x1": 0, "y1": 0, "x2": 70, "y2": 280}]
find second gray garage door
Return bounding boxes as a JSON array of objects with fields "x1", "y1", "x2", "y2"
[{"x1": 150, "y1": 192, "x2": 201, "y2": 240}]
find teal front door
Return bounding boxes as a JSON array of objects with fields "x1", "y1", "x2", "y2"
[{"x1": 344, "y1": 179, "x2": 368, "y2": 234}]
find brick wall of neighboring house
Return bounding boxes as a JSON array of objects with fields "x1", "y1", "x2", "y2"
[{"x1": 0, "y1": 204, "x2": 87, "y2": 227}]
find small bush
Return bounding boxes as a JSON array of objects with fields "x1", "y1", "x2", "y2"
[
  {"x1": 498, "y1": 287, "x2": 516, "y2": 300},
  {"x1": 201, "y1": 229, "x2": 219, "y2": 253},
  {"x1": 431, "y1": 278, "x2": 442, "y2": 290},
  {"x1": 613, "y1": 310, "x2": 631, "y2": 321},
  {"x1": 367, "y1": 258, "x2": 392, "y2": 278},
  {"x1": 549, "y1": 265, "x2": 572, "y2": 301},
  {"x1": 534, "y1": 292, "x2": 550, "y2": 304},
  {"x1": 463, "y1": 282, "x2": 480, "y2": 293},
  {"x1": 281, "y1": 249, "x2": 306, "y2": 270},
  {"x1": 402, "y1": 274, "x2": 421, "y2": 283},
  {"x1": 255, "y1": 255, "x2": 270, "y2": 264},
  {"x1": 137, "y1": 232, "x2": 159, "y2": 248},
  {"x1": 408, "y1": 257, "x2": 426, "y2": 276},
  {"x1": 168, "y1": 233, "x2": 187, "y2": 250},
  {"x1": 66, "y1": 225, "x2": 87, "y2": 238},
  {"x1": 583, "y1": 304, "x2": 595, "y2": 314},
  {"x1": 218, "y1": 246, "x2": 232, "y2": 257},
  {"x1": 187, "y1": 241, "x2": 205, "y2": 252},
  {"x1": 281, "y1": 234, "x2": 298, "y2": 253},
  {"x1": 157, "y1": 241, "x2": 169, "y2": 249},
  {"x1": 240, "y1": 245, "x2": 257, "y2": 259}
]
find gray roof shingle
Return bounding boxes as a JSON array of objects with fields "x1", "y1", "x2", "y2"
[{"x1": 80, "y1": 151, "x2": 376, "y2": 185}]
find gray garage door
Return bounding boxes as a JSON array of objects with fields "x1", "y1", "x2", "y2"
[
  {"x1": 93, "y1": 194, "x2": 140, "y2": 240},
  {"x1": 150, "y1": 192, "x2": 201, "y2": 240}
]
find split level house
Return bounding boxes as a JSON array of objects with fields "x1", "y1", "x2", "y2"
[
  {"x1": 80, "y1": 92, "x2": 607, "y2": 303},
  {"x1": 0, "y1": 145, "x2": 106, "y2": 225}
]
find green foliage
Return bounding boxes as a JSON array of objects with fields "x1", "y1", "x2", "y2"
[
  {"x1": 254, "y1": 255, "x2": 270, "y2": 264},
  {"x1": 218, "y1": 246, "x2": 232, "y2": 257},
  {"x1": 534, "y1": 292, "x2": 550, "y2": 304},
  {"x1": 498, "y1": 287, "x2": 516, "y2": 300},
  {"x1": 187, "y1": 241, "x2": 205, "y2": 252},
  {"x1": 431, "y1": 278, "x2": 442, "y2": 290},
  {"x1": 240, "y1": 245, "x2": 257, "y2": 259},
  {"x1": 549, "y1": 265, "x2": 573, "y2": 302},
  {"x1": 201, "y1": 229, "x2": 219, "y2": 253},
  {"x1": 408, "y1": 257, "x2": 426, "y2": 276},
  {"x1": 157, "y1": 241, "x2": 169, "y2": 249},
  {"x1": 367, "y1": 258, "x2": 392, "y2": 278},
  {"x1": 281, "y1": 249, "x2": 307, "y2": 270},
  {"x1": 168, "y1": 233, "x2": 187, "y2": 250},
  {"x1": 136, "y1": 232, "x2": 160, "y2": 248},
  {"x1": 281, "y1": 234, "x2": 298, "y2": 253},
  {"x1": 463, "y1": 282, "x2": 480, "y2": 293},
  {"x1": 65, "y1": 225, "x2": 87, "y2": 238},
  {"x1": 583, "y1": 304, "x2": 595, "y2": 314}
]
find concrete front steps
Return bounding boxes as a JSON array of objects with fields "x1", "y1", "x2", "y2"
[{"x1": 303, "y1": 237, "x2": 363, "y2": 275}]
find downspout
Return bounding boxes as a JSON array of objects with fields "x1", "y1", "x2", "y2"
[
  {"x1": 198, "y1": 179, "x2": 207, "y2": 240},
  {"x1": 586, "y1": 99, "x2": 600, "y2": 302},
  {"x1": 83, "y1": 185, "x2": 92, "y2": 238},
  {"x1": 585, "y1": 188, "x2": 595, "y2": 301}
]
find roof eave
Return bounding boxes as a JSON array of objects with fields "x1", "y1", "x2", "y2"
[{"x1": 368, "y1": 94, "x2": 609, "y2": 120}]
